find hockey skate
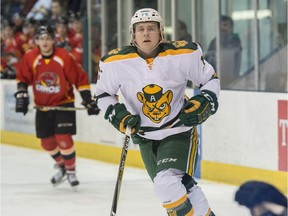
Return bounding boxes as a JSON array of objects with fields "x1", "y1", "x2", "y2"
[
  {"x1": 51, "y1": 164, "x2": 67, "y2": 186},
  {"x1": 67, "y1": 170, "x2": 80, "y2": 189}
]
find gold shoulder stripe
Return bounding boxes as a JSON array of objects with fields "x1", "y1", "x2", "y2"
[
  {"x1": 158, "y1": 48, "x2": 195, "y2": 57},
  {"x1": 103, "y1": 53, "x2": 139, "y2": 63},
  {"x1": 32, "y1": 54, "x2": 42, "y2": 74},
  {"x1": 78, "y1": 85, "x2": 91, "y2": 91}
]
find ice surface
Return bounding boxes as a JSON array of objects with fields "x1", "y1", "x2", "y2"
[{"x1": 1, "y1": 144, "x2": 249, "y2": 216}]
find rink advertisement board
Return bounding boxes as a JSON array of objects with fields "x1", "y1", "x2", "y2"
[{"x1": 278, "y1": 100, "x2": 288, "y2": 171}]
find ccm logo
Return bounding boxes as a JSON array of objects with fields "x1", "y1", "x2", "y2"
[{"x1": 157, "y1": 158, "x2": 177, "y2": 165}]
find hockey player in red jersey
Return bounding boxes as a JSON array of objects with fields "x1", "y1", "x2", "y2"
[
  {"x1": 95, "y1": 8, "x2": 219, "y2": 216},
  {"x1": 15, "y1": 25, "x2": 99, "y2": 188}
]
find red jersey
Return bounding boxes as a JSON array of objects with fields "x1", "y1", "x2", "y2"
[{"x1": 16, "y1": 47, "x2": 90, "y2": 106}]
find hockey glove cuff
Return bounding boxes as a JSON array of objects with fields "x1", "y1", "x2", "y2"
[
  {"x1": 80, "y1": 90, "x2": 100, "y2": 115},
  {"x1": 14, "y1": 90, "x2": 29, "y2": 115},
  {"x1": 179, "y1": 90, "x2": 218, "y2": 126},
  {"x1": 104, "y1": 103, "x2": 141, "y2": 134}
]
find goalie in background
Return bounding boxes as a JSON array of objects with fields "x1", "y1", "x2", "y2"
[
  {"x1": 14, "y1": 25, "x2": 100, "y2": 188},
  {"x1": 235, "y1": 180, "x2": 287, "y2": 216}
]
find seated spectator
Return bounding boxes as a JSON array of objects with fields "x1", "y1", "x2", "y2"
[
  {"x1": 47, "y1": 0, "x2": 65, "y2": 29},
  {"x1": 11, "y1": 12, "x2": 25, "y2": 35},
  {"x1": 0, "y1": 19, "x2": 24, "y2": 79},
  {"x1": 176, "y1": 20, "x2": 192, "y2": 42},
  {"x1": 176, "y1": 20, "x2": 193, "y2": 87},
  {"x1": 68, "y1": 11, "x2": 83, "y2": 66},
  {"x1": 68, "y1": 11, "x2": 82, "y2": 48},
  {"x1": 55, "y1": 15, "x2": 72, "y2": 51},
  {"x1": 26, "y1": 0, "x2": 52, "y2": 21},
  {"x1": 22, "y1": 18, "x2": 38, "y2": 52},
  {"x1": 54, "y1": 15, "x2": 83, "y2": 66},
  {"x1": 235, "y1": 181, "x2": 287, "y2": 216}
]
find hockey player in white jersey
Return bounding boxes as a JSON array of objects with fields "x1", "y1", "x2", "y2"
[{"x1": 95, "y1": 8, "x2": 220, "y2": 216}]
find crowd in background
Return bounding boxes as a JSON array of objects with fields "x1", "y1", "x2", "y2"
[{"x1": 0, "y1": 0, "x2": 89, "y2": 79}]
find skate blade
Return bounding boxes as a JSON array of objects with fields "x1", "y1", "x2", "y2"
[{"x1": 52, "y1": 176, "x2": 67, "y2": 187}]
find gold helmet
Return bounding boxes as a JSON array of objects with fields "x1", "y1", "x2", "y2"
[{"x1": 129, "y1": 8, "x2": 165, "y2": 45}]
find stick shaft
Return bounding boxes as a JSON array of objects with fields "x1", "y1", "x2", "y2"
[
  {"x1": 110, "y1": 131, "x2": 131, "y2": 216},
  {"x1": 34, "y1": 106, "x2": 86, "y2": 111}
]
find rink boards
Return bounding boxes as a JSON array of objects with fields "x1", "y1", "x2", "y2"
[{"x1": 1, "y1": 80, "x2": 287, "y2": 194}]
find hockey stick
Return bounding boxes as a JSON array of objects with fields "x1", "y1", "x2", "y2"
[
  {"x1": 34, "y1": 106, "x2": 87, "y2": 111},
  {"x1": 110, "y1": 127, "x2": 131, "y2": 216}
]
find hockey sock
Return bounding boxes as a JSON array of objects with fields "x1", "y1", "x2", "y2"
[
  {"x1": 55, "y1": 134, "x2": 76, "y2": 171},
  {"x1": 187, "y1": 185, "x2": 211, "y2": 216},
  {"x1": 154, "y1": 169, "x2": 194, "y2": 216},
  {"x1": 41, "y1": 136, "x2": 64, "y2": 165},
  {"x1": 165, "y1": 195, "x2": 194, "y2": 216}
]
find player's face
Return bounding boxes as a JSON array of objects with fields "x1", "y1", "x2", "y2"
[
  {"x1": 37, "y1": 35, "x2": 54, "y2": 55},
  {"x1": 134, "y1": 22, "x2": 161, "y2": 57}
]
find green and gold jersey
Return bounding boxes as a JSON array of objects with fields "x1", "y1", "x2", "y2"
[{"x1": 96, "y1": 41, "x2": 220, "y2": 140}]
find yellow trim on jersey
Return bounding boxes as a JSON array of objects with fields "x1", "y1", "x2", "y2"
[
  {"x1": 205, "y1": 208, "x2": 212, "y2": 216},
  {"x1": 32, "y1": 54, "x2": 41, "y2": 74},
  {"x1": 44, "y1": 59, "x2": 50, "y2": 64},
  {"x1": 186, "y1": 208, "x2": 194, "y2": 216},
  {"x1": 145, "y1": 57, "x2": 154, "y2": 64},
  {"x1": 78, "y1": 85, "x2": 91, "y2": 91},
  {"x1": 103, "y1": 53, "x2": 139, "y2": 63},
  {"x1": 53, "y1": 56, "x2": 64, "y2": 67},
  {"x1": 163, "y1": 194, "x2": 187, "y2": 209},
  {"x1": 158, "y1": 48, "x2": 195, "y2": 57}
]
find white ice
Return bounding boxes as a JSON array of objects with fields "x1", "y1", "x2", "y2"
[{"x1": 1, "y1": 144, "x2": 250, "y2": 216}]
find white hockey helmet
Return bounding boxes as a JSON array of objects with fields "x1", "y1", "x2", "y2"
[{"x1": 129, "y1": 8, "x2": 165, "y2": 45}]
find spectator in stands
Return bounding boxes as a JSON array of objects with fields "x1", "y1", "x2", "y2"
[
  {"x1": 47, "y1": 0, "x2": 65, "y2": 29},
  {"x1": 1, "y1": 0, "x2": 26, "y2": 20},
  {"x1": 68, "y1": 11, "x2": 82, "y2": 45},
  {"x1": 22, "y1": 18, "x2": 38, "y2": 52},
  {"x1": 0, "y1": 19, "x2": 23, "y2": 79},
  {"x1": 67, "y1": 0, "x2": 85, "y2": 15},
  {"x1": 176, "y1": 20, "x2": 193, "y2": 87},
  {"x1": 55, "y1": 15, "x2": 72, "y2": 51},
  {"x1": 205, "y1": 15, "x2": 242, "y2": 88},
  {"x1": 26, "y1": 0, "x2": 52, "y2": 21},
  {"x1": 235, "y1": 181, "x2": 287, "y2": 216},
  {"x1": 68, "y1": 12, "x2": 83, "y2": 66},
  {"x1": 176, "y1": 19, "x2": 192, "y2": 42},
  {"x1": 11, "y1": 12, "x2": 25, "y2": 35}
]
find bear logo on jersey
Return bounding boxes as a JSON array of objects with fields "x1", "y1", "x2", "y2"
[{"x1": 137, "y1": 84, "x2": 173, "y2": 123}]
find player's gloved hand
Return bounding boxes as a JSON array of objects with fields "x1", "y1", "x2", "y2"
[
  {"x1": 81, "y1": 99, "x2": 100, "y2": 115},
  {"x1": 80, "y1": 90, "x2": 100, "y2": 115},
  {"x1": 179, "y1": 90, "x2": 218, "y2": 126},
  {"x1": 14, "y1": 90, "x2": 29, "y2": 115},
  {"x1": 104, "y1": 103, "x2": 141, "y2": 134}
]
